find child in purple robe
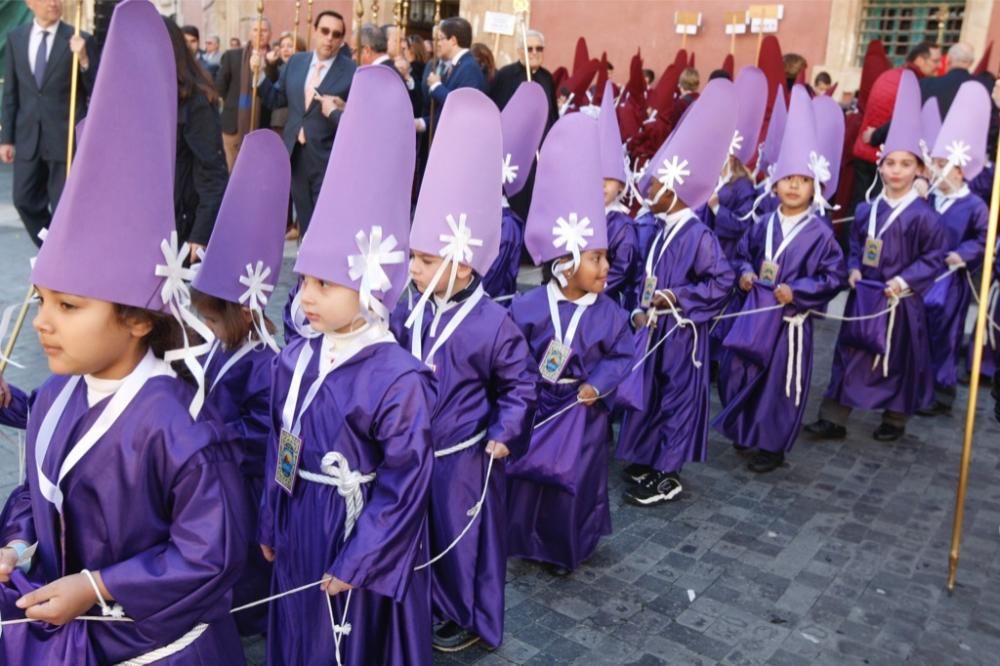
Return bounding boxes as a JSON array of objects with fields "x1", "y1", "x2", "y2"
[
  {"x1": 0, "y1": 4, "x2": 249, "y2": 662},
  {"x1": 617, "y1": 79, "x2": 736, "y2": 506},
  {"x1": 389, "y1": 89, "x2": 536, "y2": 653},
  {"x1": 507, "y1": 113, "x2": 634, "y2": 575},
  {"x1": 190, "y1": 129, "x2": 290, "y2": 635},
  {"x1": 917, "y1": 81, "x2": 991, "y2": 415},
  {"x1": 806, "y1": 70, "x2": 946, "y2": 442},
  {"x1": 713, "y1": 85, "x2": 847, "y2": 474},
  {"x1": 258, "y1": 66, "x2": 436, "y2": 666},
  {"x1": 702, "y1": 158, "x2": 758, "y2": 261}
]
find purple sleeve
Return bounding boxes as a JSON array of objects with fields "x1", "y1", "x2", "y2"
[
  {"x1": 898, "y1": 209, "x2": 948, "y2": 295},
  {"x1": 671, "y1": 230, "x2": 736, "y2": 324},
  {"x1": 587, "y1": 308, "x2": 636, "y2": 398},
  {"x1": 788, "y1": 233, "x2": 848, "y2": 311},
  {"x1": 734, "y1": 222, "x2": 762, "y2": 278},
  {"x1": 606, "y1": 214, "x2": 639, "y2": 295},
  {"x1": 486, "y1": 316, "x2": 536, "y2": 457},
  {"x1": 0, "y1": 382, "x2": 30, "y2": 430},
  {"x1": 230, "y1": 358, "x2": 272, "y2": 474},
  {"x1": 102, "y1": 439, "x2": 249, "y2": 624},
  {"x1": 712, "y1": 179, "x2": 756, "y2": 244},
  {"x1": 847, "y1": 202, "x2": 870, "y2": 272},
  {"x1": 330, "y1": 371, "x2": 435, "y2": 602},
  {"x1": 257, "y1": 356, "x2": 282, "y2": 548},
  {"x1": 0, "y1": 483, "x2": 35, "y2": 547},
  {"x1": 955, "y1": 201, "x2": 989, "y2": 268}
]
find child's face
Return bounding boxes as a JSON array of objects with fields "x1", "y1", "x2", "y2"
[
  {"x1": 408, "y1": 250, "x2": 472, "y2": 298},
  {"x1": 566, "y1": 250, "x2": 609, "y2": 294},
  {"x1": 931, "y1": 157, "x2": 964, "y2": 193},
  {"x1": 603, "y1": 178, "x2": 624, "y2": 207},
  {"x1": 880, "y1": 151, "x2": 921, "y2": 195},
  {"x1": 775, "y1": 175, "x2": 814, "y2": 212},
  {"x1": 194, "y1": 302, "x2": 227, "y2": 342},
  {"x1": 33, "y1": 286, "x2": 151, "y2": 378},
  {"x1": 645, "y1": 178, "x2": 684, "y2": 214},
  {"x1": 298, "y1": 275, "x2": 362, "y2": 334}
]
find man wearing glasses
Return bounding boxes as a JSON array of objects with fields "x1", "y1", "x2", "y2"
[
  {"x1": 415, "y1": 17, "x2": 485, "y2": 135},
  {"x1": 258, "y1": 10, "x2": 356, "y2": 234},
  {"x1": 488, "y1": 30, "x2": 557, "y2": 130}
]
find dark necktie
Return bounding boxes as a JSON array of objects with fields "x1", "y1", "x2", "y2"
[{"x1": 34, "y1": 31, "x2": 49, "y2": 88}]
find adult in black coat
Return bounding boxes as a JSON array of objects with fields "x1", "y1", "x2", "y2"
[
  {"x1": 489, "y1": 29, "x2": 558, "y2": 130},
  {"x1": 0, "y1": 0, "x2": 98, "y2": 245},
  {"x1": 165, "y1": 19, "x2": 228, "y2": 258},
  {"x1": 417, "y1": 17, "x2": 486, "y2": 136},
  {"x1": 258, "y1": 11, "x2": 355, "y2": 233}
]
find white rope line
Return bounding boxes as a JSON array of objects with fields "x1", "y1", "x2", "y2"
[
  {"x1": 114, "y1": 624, "x2": 209, "y2": 666},
  {"x1": 785, "y1": 314, "x2": 807, "y2": 406},
  {"x1": 325, "y1": 588, "x2": 352, "y2": 666}
]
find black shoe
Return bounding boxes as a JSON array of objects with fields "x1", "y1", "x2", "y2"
[
  {"x1": 916, "y1": 400, "x2": 951, "y2": 417},
  {"x1": 748, "y1": 450, "x2": 784, "y2": 474},
  {"x1": 733, "y1": 442, "x2": 755, "y2": 456},
  {"x1": 873, "y1": 422, "x2": 905, "y2": 441},
  {"x1": 545, "y1": 563, "x2": 571, "y2": 577},
  {"x1": 622, "y1": 463, "x2": 654, "y2": 484},
  {"x1": 432, "y1": 621, "x2": 480, "y2": 653},
  {"x1": 804, "y1": 419, "x2": 847, "y2": 440},
  {"x1": 624, "y1": 471, "x2": 683, "y2": 506}
]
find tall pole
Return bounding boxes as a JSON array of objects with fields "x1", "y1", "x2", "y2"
[
  {"x1": 65, "y1": 0, "x2": 83, "y2": 174},
  {"x1": 948, "y1": 130, "x2": 1000, "y2": 591},
  {"x1": 306, "y1": 0, "x2": 314, "y2": 49},
  {"x1": 401, "y1": 0, "x2": 409, "y2": 37},
  {"x1": 371, "y1": 0, "x2": 379, "y2": 24},
  {"x1": 355, "y1": 0, "x2": 366, "y2": 63},
  {"x1": 249, "y1": 0, "x2": 264, "y2": 132},
  {"x1": 292, "y1": 1, "x2": 301, "y2": 52}
]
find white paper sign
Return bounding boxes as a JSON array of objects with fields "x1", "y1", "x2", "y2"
[
  {"x1": 483, "y1": 11, "x2": 517, "y2": 36},
  {"x1": 725, "y1": 23, "x2": 748, "y2": 35}
]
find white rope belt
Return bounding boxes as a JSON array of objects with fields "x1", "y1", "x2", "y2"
[
  {"x1": 115, "y1": 623, "x2": 209, "y2": 666},
  {"x1": 434, "y1": 430, "x2": 487, "y2": 458},
  {"x1": 784, "y1": 314, "x2": 808, "y2": 406},
  {"x1": 297, "y1": 452, "x2": 376, "y2": 541}
]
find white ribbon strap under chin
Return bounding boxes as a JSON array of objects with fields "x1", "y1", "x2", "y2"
[
  {"x1": 552, "y1": 213, "x2": 593, "y2": 273},
  {"x1": 405, "y1": 213, "x2": 483, "y2": 332},
  {"x1": 928, "y1": 140, "x2": 972, "y2": 194},
  {"x1": 297, "y1": 451, "x2": 376, "y2": 542},
  {"x1": 784, "y1": 313, "x2": 807, "y2": 406},
  {"x1": 154, "y1": 231, "x2": 215, "y2": 418},
  {"x1": 239, "y1": 260, "x2": 279, "y2": 353},
  {"x1": 872, "y1": 294, "x2": 902, "y2": 378},
  {"x1": 808, "y1": 151, "x2": 839, "y2": 213},
  {"x1": 347, "y1": 226, "x2": 404, "y2": 323}
]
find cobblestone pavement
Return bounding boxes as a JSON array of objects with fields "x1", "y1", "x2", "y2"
[{"x1": 2, "y1": 175, "x2": 999, "y2": 664}]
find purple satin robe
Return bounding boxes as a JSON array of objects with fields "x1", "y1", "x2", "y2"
[
  {"x1": 713, "y1": 215, "x2": 846, "y2": 453},
  {"x1": 617, "y1": 218, "x2": 734, "y2": 473},
  {"x1": 0, "y1": 375, "x2": 249, "y2": 664},
  {"x1": 605, "y1": 210, "x2": 641, "y2": 309},
  {"x1": 203, "y1": 343, "x2": 275, "y2": 635},
  {"x1": 482, "y1": 207, "x2": 525, "y2": 301},
  {"x1": 259, "y1": 336, "x2": 435, "y2": 665},
  {"x1": 390, "y1": 286, "x2": 535, "y2": 648},
  {"x1": 824, "y1": 196, "x2": 946, "y2": 414},
  {"x1": 924, "y1": 193, "x2": 988, "y2": 389},
  {"x1": 507, "y1": 287, "x2": 633, "y2": 571},
  {"x1": 698, "y1": 176, "x2": 757, "y2": 261}
]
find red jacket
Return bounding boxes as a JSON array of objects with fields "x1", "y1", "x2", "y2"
[{"x1": 851, "y1": 65, "x2": 925, "y2": 164}]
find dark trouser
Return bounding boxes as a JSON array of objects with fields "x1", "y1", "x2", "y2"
[
  {"x1": 819, "y1": 397, "x2": 907, "y2": 429},
  {"x1": 290, "y1": 143, "x2": 326, "y2": 235},
  {"x1": 13, "y1": 155, "x2": 66, "y2": 247}
]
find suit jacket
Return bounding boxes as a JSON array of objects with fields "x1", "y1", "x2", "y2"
[
  {"x1": 214, "y1": 46, "x2": 279, "y2": 135},
  {"x1": 258, "y1": 51, "x2": 356, "y2": 160},
  {"x1": 175, "y1": 91, "x2": 229, "y2": 246},
  {"x1": 0, "y1": 22, "x2": 98, "y2": 162},
  {"x1": 490, "y1": 62, "x2": 558, "y2": 130},
  {"x1": 423, "y1": 51, "x2": 486, "y2": 127},
  {"x1": 919, "y1": 68, "x2": 972, "y2": 117}
]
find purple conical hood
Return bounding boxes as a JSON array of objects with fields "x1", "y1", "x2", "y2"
[
  {"x1": 733, "y1": 66, "x2": 768, "y2": 165},
  {"x1": 411, "y1": 88, "x2": 501, "y2": 275},
  {"x1": 193, "y1": 130, "x2": 290, "y2": 304},
  {"x1": 921, "y1": 98, "x2": 942, "y2": 156},
  {"x1": 501, "y1": 81, "x2": 548, "y2": 197},
  {"x1": 598, "y1": 81, "x2": 627, "y2": 183},
  {"x1": 294, "y1": 65, "x2": 415, "y2": 312},
  {"x1": 639, "y1": 78, "x2": 737, "y2": 210},
  {"x1": 758, "y1": 85, "x2": 787, "y2": 172},
  {"x1": 931, "y1": 80, "x2": 991, "y2": 180},
  {"x1": 32, "y1": 0, "x2": 176, "y2": 310},
  {"x1": 881, "y1": 69, "x2": 923, "y2": 161},
  {"x1": 525, "y1": 113, "x2": 606, "y2": 265},
  {"x1": 772, "y1": 85, "x2": 819, "y2": 184},
  {"x1": 811, "y1": 95, "x2": 846, "y2": 198}
]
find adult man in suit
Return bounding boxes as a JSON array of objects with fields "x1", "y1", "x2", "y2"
[
  {"x1": 357, "y1": 24, "x2": 391, "y2": 68},
  {"x1": 0, "y1": 0, "x2": 97, "y2": 246},
  {"x1": 258, "y1": 10, "x2": 355, "y2": 234},
  {"x1": 920, "y1": 42, "x2": 975, "y2": 116},
  {"x1": 215, "y1": 16, "x2": 278, "y2": 170},
  {"x1": 416, "y1": 17, "x2": 486, "y2": 136},
  {"x1": 489, "y1": 30, "x2": 558, "y2": 129}
]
